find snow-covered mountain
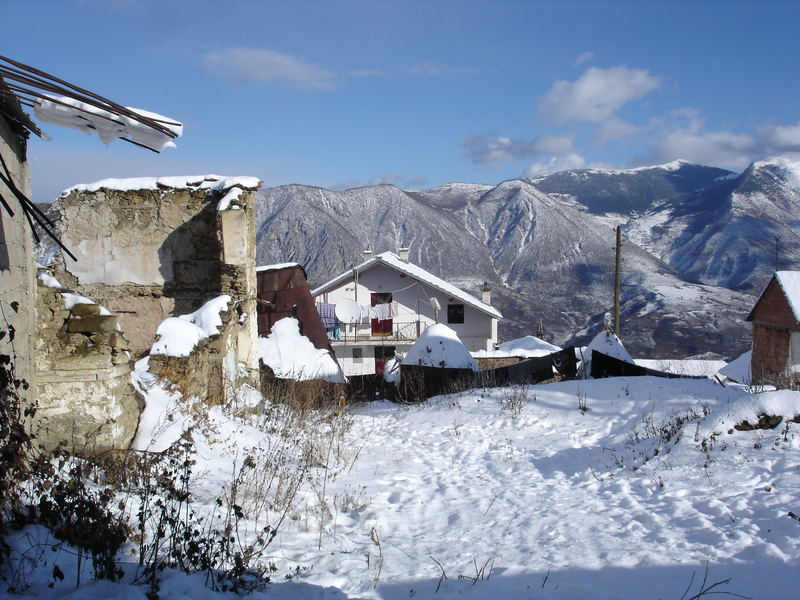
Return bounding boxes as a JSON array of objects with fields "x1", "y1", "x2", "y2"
[
  {"x1": 626, "y1": 153, "x2": 800, "y2": 293},
  {"x1": 256, "y1": 172, "x2": 757, "y2": 358},
  {"x1": 527, "y1": 159, "x2": 735, "y2": 215}
]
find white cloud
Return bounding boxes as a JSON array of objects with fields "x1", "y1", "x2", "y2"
[
  {"x1": 461, "y1": 134, "x2": 574, "y2": 165},
  {"x1": 367, "y1": 173, "x2": 406, "y2": 186},
  {"x1": 523, "y1": 153, "x2": 588, "y2": 177},
  {"x1": 593, "y1": 118, "x2": 640, "y2": 144},
  {"x1": 404, "y1": 175, "x2": 429, "y2": 188},
  {"x1": 574, "y1": 51, "x2": 594, "y2": 66},
  {"x1": 649, "y1": 128, "x2": 759, "y2": 169},
  {"x1": 406, "y1": 62, "x2": 478, "y2": 76},
  {"x1": 538, "y1": 66, "x2": 661, "y2": 124},
  {"x1": 759, "y1": 123, "x2": 800, "y2": 153},
  {"x1": 330, "y1": 179, "x2": 361, "y2": 191},
  {"x1": 203, "y1": 47, "x2": 335, "y2": 90}
]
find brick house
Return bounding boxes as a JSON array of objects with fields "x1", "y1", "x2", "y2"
[{"x1": 746, "y1": 271, "x2": 800, "y2": 385}]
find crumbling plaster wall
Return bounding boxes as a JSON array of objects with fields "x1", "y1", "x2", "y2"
[
  {"x1": 0, "y1": 113, "x2": 35, "y2": 388},
  {"x1": 33, "y1": 281, "x2": 142, "y2": 452}
]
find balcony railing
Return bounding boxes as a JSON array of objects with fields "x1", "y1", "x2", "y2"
[{"x1": 328, "y1": 320, "x2": 426, "y2": 342}]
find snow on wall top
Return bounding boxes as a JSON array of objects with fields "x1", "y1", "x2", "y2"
[
  {"x1": 775, "y1": 271, "x2": 800, "y2": 322},
  {"x1": 150, "y1": 295, "x2": 231, "y2": 358},
  {"x1": 313, "y1": 251, "x2": 502, "y2": 320},
  {"x1": 34, "y1": 95, "x2": 183, "y2": 152},
  {"x1": 61, "y1": 174, "x2": 262, "y2": 196},
  {"x1": 256, "y1": 262, "x2": 301, "y2": 273},
  {"x1": 402, "y1": 323, "x2": 479, "y2": 370}
]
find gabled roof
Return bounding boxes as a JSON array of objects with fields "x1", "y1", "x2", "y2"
[
  {"x1": 746, "y1": 271, "x2": 800, "y2": 323},
  {"x1": 311, "y1": 251, "x2": 502, "y2": 320}
]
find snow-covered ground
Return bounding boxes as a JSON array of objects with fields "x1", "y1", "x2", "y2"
[{"x1": 7, "y1": 375, "x2": 800, "y2": 599}]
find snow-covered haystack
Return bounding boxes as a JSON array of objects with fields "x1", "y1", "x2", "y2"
[
  {"x1": 580, "y1": 330, "x2": 633, "y2": 377},
  {"x1": 402, "y1": 324, "x2": 479, "y2": 370},
  {"x1": 400, "y1": 324, "x2": 478, "y2": 400},
  {"x1": 583, "y1": 330, "x2": 634, "y2": 363},
  {"x1": 257, "y1": 317, "x2": 345, "y2": 383}
]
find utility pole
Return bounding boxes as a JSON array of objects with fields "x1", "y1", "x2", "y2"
[{"x1": 613, "y1": 225, "x2": 622, "y2": 336}]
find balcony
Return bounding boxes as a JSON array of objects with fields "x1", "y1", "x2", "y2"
[{"x1": 327, "y1": 320, "x2": 426, "y2": 343}]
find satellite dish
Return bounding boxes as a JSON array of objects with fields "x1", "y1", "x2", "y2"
[
  {"x1": 335, "y1": 298, "x2": 361, "y2": 324},
  {"x1": 430, "y1": 297, "x2": 441, "y2": 312}
]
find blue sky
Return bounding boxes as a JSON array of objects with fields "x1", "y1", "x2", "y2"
[{"x1": 4, "y1": 0, "x2": 800, "y2": 201}]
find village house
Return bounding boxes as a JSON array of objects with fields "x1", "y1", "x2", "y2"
[
  {"x1": 311, "y1": 250, "x2": 502, "y2": 377},
  {"x1": 746, "y1": 270, "x2": 800, "y2": 386}
]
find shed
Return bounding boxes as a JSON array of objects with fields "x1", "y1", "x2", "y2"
[
  {"x1": 256, "y1": 263, "x2": 332, "y2": 353},
  {"x1": 746, "y1": 271, "x2": 800, "y2": 385}
]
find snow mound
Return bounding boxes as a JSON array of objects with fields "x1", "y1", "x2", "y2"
[
  {"x1": 719, "y1": 350, "x2": 752, "y2": 384},
  {"x1": 257, "y1": 317, "x2": 345, "y2": 383},
  {"x1": 150, "y1": 295, "x2": 231, "y2": 357},
  {"x1": 402, "y1": 324, "x2": 479, "y2": 370},
  {"x1": 38, "y1": 271, "x2": 63, "y2": 288},
  {"x1": 701, "y1": 389, "x2": 800, "y2": 438}
]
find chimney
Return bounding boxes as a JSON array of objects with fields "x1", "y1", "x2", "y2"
[
  {"x1": 362, "y1": 249, "x2": 373, "y2": 261},
  {"x1": 482, "y1": 282, "x2": 492, "y2": 305},
  {"x1": 398, "y1": 247, "x2": 409, "y2": 262}
]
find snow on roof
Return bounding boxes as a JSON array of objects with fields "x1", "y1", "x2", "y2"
[
  {"x1": 472, "y1": 335, "x2": 561, "y2": 359},
  {"x1": 775, "y1": 271, "x2": 800, "y2": 322},
  {"x1": 718, "y1": 350, "x2": 752, "y2": 384},
  {"x1": 312, "y1": 251, "x2": 502, "y2": 320},
  {"x1": 61, "y1": 174, "x2": 262, "y2": 196},
  {"x1": 500, "y1": 335, "x2": 561, "y2": 355},
  {"x1": 257, "y1": 317, "x2": 346, "y2": 383},
  {"x1": 256, "y1": 262, "x2": 301, "y2": 273},
  {"x1": 402, "y1": 323, "x2": 479, "y2": 370},
  {"x1": 150, "y1": 295, "x2": 230, "y2": 357},
  {"x1": 34, "y1": 94, "x2": 182, "y2": 152}
]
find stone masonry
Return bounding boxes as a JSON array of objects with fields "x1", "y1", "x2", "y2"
[{"x1": 34, "y1": 278, "x2": 142, "y2": 452}]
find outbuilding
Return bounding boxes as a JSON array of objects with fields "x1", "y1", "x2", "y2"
[{"x1": 746, "y1": 271, "x2": 800, "y2": 386}]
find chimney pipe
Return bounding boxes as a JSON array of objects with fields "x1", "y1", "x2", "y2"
[
  {"x1": 398, "y1": 247, "x2": 409, "y2": 262},
  {"x1": 482, "y1": 282, "x2": 491, "y2": 305},
  {"x1": 362, "y1": 249, "x2": 373, "y2": 261}
]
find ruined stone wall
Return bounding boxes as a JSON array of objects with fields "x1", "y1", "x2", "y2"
[
  {"x1": 55, "y1": 178, "x2": 261, "y2": 402},
  {"x1": 33, "y1": 280, "x2": 142, "y2": 452},
  {"x1": 0, "y1": 113, "x2": 35, "y2": 389}
]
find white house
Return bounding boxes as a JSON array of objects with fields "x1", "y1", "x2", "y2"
[{"x1": 312, "y1": 250, "x2": 502, "y2": 376}]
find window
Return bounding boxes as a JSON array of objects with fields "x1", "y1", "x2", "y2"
[
  {"x1": 447, "y1": 303, "x2": 464, "y2": 324},
  {"x1": 352, "y1": 348, "x2": 363, "y2": 364}
]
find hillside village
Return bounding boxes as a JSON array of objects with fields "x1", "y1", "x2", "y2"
[{"x1": 2, "y1": 55, "x2": 800, "y2": 600}]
